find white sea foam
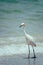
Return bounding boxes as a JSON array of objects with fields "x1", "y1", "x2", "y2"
[
  {"x1": 0, "y1": 36, "x2": 43, "y2": 56},
  {"x1": 0, "y1": 44, "x2": 43, "y2": 56},
  {"x1": 0, "y1": 36, "x2": 43, "y2": 45}
]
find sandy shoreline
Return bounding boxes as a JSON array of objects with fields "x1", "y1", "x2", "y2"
[{"x1": 0, "y1": 53, "x2": 43, "y2": 65}]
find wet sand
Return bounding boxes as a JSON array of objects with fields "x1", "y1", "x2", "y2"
[{"x1": 0, "y1": 53, "x2": 43, "y2": 65}]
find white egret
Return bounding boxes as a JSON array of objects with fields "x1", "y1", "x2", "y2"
[{"x1": 19, "y1": 23, "x2": 36, "y2": 58}]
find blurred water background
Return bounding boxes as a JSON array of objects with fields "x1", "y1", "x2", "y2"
[{"x1": 0, "y1": 0, "x2": 43, "y2": 56}]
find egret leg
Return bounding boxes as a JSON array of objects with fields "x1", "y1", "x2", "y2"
[
  {"x1": 28, "y1": 45, "x2": 30, "y2": 58},
  {"x1": 32, "y1": 47, "x2": 36, "y2": 58}
]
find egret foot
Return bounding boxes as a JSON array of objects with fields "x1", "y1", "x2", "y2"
[
  {"x1": 34, "y1": 56, "x2": 36, "y2": 58},
  {"x1": 31, "y1": 55, "x2": 36, "y2": 58},
  {"x1": 34, "y1": 54, "x2": 36, "y2": 58}
]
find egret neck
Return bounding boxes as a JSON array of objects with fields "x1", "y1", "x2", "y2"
[{"x1": 23, "y1": 26, "x2": 26, "y2": 35}]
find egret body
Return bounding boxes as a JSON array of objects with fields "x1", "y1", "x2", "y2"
[{"x1": 19, "y1": 23, "x2": 36, "y2": 58}]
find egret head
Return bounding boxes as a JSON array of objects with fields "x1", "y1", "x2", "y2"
[{"x1": 19, "y1": 23, "x2": 25, "y2": 28}]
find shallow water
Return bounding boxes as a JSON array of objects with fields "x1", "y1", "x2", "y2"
[
  {"x1": 0, "y1": 0, "x2": 43, "y2": 56},
  {"x1": 0, "y1": 53, "x2": 43, "y2": 65}
]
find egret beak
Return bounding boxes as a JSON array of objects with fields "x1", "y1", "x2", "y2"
[{"x1": 19, "y1": 25, "x2": 22, "y2": 28}]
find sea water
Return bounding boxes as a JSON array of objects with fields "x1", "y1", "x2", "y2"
[{"x1": 0, "y1": 0, "x2": 43, "y2": 56}]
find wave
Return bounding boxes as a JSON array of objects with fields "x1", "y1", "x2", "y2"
[
  {"x1": 0, "y1": 43, "x2": 43, "y2": 56},
  {"x1": 0, "y1": 9, "x2": 22, "y2": 14},
  {"x1": 0, "y1": 37, "x2": 25, "y2": 45},
  {"x1": 0, "y1": 36, "x2": 43, "y2": 46},
  {"x1": 0, "y1": 0, "x2": 19, "y2": 3},
  {"x1": 0, "y1": 0, "x2": 39, "y2": 3},
  {"x1": 0, "y1": 36, "x2": 43, "y2": 56}
]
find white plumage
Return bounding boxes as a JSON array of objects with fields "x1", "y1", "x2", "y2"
[
  {"x1": 24, "y1": 31, "x2": 36, "y2": 47},
  {"x1": 19, "y1": 23, "x2": 36, "y2": 58}
]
